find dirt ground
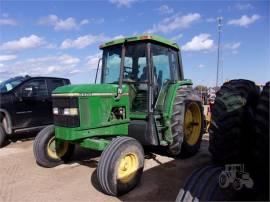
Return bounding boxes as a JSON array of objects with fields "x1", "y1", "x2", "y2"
[{"x1": 0, "y1": 134, "x2": 211, "y2": 202}]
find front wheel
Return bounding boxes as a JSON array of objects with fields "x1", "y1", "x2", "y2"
[
  {"x1": 33, "y1": 125, "x2": 75, "y2": 168},
  {"x1": 97, "y1": 137, "x2": 144, "y2": 196},
  {"x1": 233, "y1": 178, "x2": 243, "y2": 191},
  {"x1": 0, "y1": 124, "x2": 7, "y2": 148}
]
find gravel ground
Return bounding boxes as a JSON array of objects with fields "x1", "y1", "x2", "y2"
[{"x1": 0, "y1": 134, "x2": 211, "y2": 202}]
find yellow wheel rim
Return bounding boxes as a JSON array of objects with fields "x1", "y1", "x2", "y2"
[
  {"x1": 117, "y1": 153, "x2": 139, "y2": 183},
  {"x1": 184, "y1": 102, "x2": 202, "y2": 146},
  {"x1": 47, "y1": 137, "x2": 69, "y2": 160}
]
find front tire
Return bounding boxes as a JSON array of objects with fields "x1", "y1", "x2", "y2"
[
  {"x1": 97, "y1": 137, "x2": 144, "y2": 196},
  {"x1": 0, "y1": 124, "x2": 6, "y2": 148},
  {"x1": 33, "y1": 125, "x2": 75, "y2": 168}
]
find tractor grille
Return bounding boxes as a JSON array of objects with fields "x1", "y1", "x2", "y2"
[{"x1": 52, "y1": 97, "x2": 80, "y2": 128}]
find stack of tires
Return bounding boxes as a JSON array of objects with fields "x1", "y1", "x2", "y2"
[
  {"x1": 209, "y1": 79, "x2": 260, "y2": 165},
  {"x1": 176, "y1": 80, "x2": 269, "y2": 201},
  {"x1": 251, "y1": 82, "x2": 269, "y2": 200}
]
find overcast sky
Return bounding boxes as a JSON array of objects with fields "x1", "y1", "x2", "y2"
[{"x1": 0, "y1": 0, "x2": 269, "y2": 86}]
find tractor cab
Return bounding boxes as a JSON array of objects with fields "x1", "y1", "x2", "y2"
[
  {"x1": 100, "y1": 35, "x2": 183, "y2": 113},
  {"x1": 34, "y1": 34, "x2": 204, "y2": 196}
]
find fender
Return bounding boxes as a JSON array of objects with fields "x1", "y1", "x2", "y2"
[{"x1": 0, "y1": 109, "x2": 13, "y2": 134}]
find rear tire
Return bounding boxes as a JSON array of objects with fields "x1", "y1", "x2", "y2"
[
  {"x1": 209, "y1": 79, "x2": 259, "y2": 164},
  {"x1": 97, "y1": 137, "x2": 144, "y2": 196},
  {"x1": 168, "y1": 86, "x2": 204, "y2": 156},
  {"x1": 33, "y1": 125, "x2": 75, "y2": 168},
  {"x1": 219, "y1": 172, "x2": 230, "y2": 188},
  {"x1": 0, "y1": 124, "x2": 6, "y2": 148}
]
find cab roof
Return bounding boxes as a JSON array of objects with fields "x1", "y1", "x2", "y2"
[{"x1": 99, "y1": 34, "x2": 180, "y2": 50}]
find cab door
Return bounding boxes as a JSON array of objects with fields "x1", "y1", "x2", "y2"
[{"x1": 13, "y1": 79, "x2": 51, "y2": 129}]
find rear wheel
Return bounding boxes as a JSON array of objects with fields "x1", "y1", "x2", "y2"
[
  {"x1": 182, "y1": 102, "x2": 203, "y2": 155},
  {"x1": 97, "y1": 137, "x2": 144, "y2": 196},
  {"x1": 168, "y1": 86, "x2": 204, "y2": 156},
  {"x1": 219, "y1": 172, "x2": 230, "y2": 188},
  {"x1": 33, "y1": 125, "x2": 75, "y2": 168}
]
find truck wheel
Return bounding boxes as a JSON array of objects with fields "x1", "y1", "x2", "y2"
[
  {"x1": 0, "y1": 124, "x2": 6, "y2": 148},
  {"x1": 33, "y1": 125, "x2": 75, "y2": 168},
  {"x1": 176, "y1": 165, "x2": 237, "y2": 201},
  {"x1": 97, "y1": 137, "x2": 144, "y2": 196},
  {"x1": 168, "y1": 86, "x2": 204, "y2": 156},
  {"x1": 209, "y1": 79, "x2": 259, "y2": 164}
]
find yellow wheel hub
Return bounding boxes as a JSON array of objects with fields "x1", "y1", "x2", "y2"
[
  {"x1": 117, "y1": 153, "x2": 139, "y2": 183},
  {"x1": 47, "y1": 137, "x2": 68, "y2": 160},
  {"x1": 184, "y1": 102, "x2": 202, "y2": 146}
]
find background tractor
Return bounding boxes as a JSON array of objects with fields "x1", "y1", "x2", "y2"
[
  {"x1": 219, "y1": 164, "x2": 253, "y2": 190},
  {"x1": 33, "y1": 35, "x2": 205, "y2": 196}
]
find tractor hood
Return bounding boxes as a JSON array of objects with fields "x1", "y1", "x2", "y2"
[{"x1": 52, "y1": 84, "x2": 129, "y2": 95}]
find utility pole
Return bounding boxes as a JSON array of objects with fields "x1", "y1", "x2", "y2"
[{"x1": 216, "y1": 17, "x2": 223, "y2": 87}]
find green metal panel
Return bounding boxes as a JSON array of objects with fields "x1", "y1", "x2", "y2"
[
  {"x1": 78, "y1": 95, "x2": 130, "y2": 129},
  {"x1": 100, "y1": 34, "x2": 180, "y2": 50},
  {"x1": 53, "y1": 83, "x2": 130, "y2": 145},
  {"x1": 53, "y1": 84, "x2": 129, "y2": 95},
  {"x1": 79, "y1": 97, "x2": 91, "y2": 128},
  {"x1": 55, "y1": 122, "x2": 129, "y2": 141},
  {"x1": 79, "y1": 138, "x2": 110, "y2": 151}
]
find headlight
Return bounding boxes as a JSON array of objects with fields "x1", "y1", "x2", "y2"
[
  {"x1": 63, "y1": 108, "x2": 78, "y2": 116},
  {"x1": 53, "y1": 107, "x2": 59, "y2": 115}
]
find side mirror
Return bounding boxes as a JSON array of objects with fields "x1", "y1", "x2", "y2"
[{"x1": 94, "y1": 58, "x2": 102, "y2": 84}]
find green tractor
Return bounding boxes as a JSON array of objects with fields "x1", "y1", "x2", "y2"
[{"x1": 33, "y1": 35, "x2": 205, "y2": 196}]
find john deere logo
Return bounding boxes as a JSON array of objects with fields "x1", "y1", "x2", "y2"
[{"x1": 219, "y1": 164, "x2": 253, "y2": 190}]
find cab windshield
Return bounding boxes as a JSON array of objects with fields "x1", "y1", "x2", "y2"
[
  {"x1": 101, "y1": 42, "x2": 147, "y2": 84},
  {"x1": 0, "y1": 76, "x2": 27, "y2": 93}
]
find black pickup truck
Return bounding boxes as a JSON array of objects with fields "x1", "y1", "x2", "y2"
[{"x1": 0, "y1": 75, "x2": 70, "y2": 147}]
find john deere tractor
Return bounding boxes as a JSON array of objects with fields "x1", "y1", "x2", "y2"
[{"x1": 33, "y1": 35, "x2": 204, "y2": 196}]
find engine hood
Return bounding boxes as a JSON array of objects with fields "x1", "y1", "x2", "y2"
[{"x1": 52, "y1": 84, "x2": 129, "y2": 95}]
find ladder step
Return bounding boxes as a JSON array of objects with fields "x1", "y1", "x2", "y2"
[
  {"x1": 176, "y1": 95, "x2": 186, "y2": 97},
  {"x1": 171, "y1": 121, "x2": 179, "y2": 127},
  {"x1": 160, "y1": 140, "x2": 168, "y2": 146},
  {"x1": 172, "y1": 111, "x2": 181, "y2": 116},
  {"x1": 170, "y1": 143, "x2": 179, "y2": 149},
  {"x1": 172, "y1": 132, "x2": 179, "y2": 138}
]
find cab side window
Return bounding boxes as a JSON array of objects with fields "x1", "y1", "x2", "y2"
[
  {"x1": 151, "y1": 44, "x2": 172, "y2": 87},
  {"x1": 21, "y1": 79, "x2": 48, "y2": 97},
  {"x1": 170, "y1": 50, "x2": 180, "y2": 81},
  {"x1": 51, "y1": 79, "x2": 65, "y2": 91},
  {"x1": 151, "y1": 44, "x2": 180, "y2": 87}
]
